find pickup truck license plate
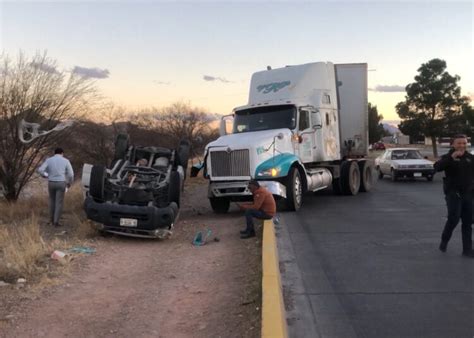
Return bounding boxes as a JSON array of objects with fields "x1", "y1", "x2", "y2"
[
  {"x1": 414, "y1": 173, "x2": 422, "y2": 177},
  {"x1": 120, "y1": 218, "x2": 138, "y2": 227}
]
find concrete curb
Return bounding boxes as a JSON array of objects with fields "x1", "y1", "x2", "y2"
[{"x1": 262, "y1": 219, "x2": 288, "y2": 338}]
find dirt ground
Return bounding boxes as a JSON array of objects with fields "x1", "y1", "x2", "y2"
[{"x1": 0, "y1": 178, "x2": 262, "y2": 338}]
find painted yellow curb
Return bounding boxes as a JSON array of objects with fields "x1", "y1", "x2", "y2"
[{"x1": 262, "y1": 219, "x2": 288, "y2": 338}]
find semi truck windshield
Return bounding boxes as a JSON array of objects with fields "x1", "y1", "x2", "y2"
[{"x1": 233, "y1": 105, "x2": 296, "y2": 133}]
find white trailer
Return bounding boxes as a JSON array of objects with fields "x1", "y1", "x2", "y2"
[{"x1": 197, "y1": 62, "x2": 374, "y2": 213}]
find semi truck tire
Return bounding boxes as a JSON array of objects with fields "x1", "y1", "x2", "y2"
[
  {"x1": 90, "y1": 165, "x2": 106, "y2": 201},
  {"x1": 168, "y1": 170, "x2": 181, "y2": 207},
  {"x1": 285, "y1": 167, "x2": 303, "y2": 211},
  {"x1": 358, "y1": 160, "x2": 374, "y2": 192},
  {"x1": 332, "y1": 178, "x2": 343, "y2": 195},
  {"x1": 340, "y1": 161, "x2": 360, "y2": 195},
  {"x1": 210, "y1": 197, "x2": 230, "y2": 214}
]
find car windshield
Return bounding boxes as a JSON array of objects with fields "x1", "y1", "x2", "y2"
[
  {"x1": 391, "y1": 150, "x2": 423, "y2": 160},
  {"x1": 233, "y1": 105, "x2": 296, "y2": 133}
]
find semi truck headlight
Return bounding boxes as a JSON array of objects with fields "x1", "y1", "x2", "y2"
[{"x1": 257, "y1": 168, "x2": 280, "y2": 177}]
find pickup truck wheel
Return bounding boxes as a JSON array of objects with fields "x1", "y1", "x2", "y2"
[
  {"x1": 359, "y1": 161, "x2": 374, "y2": 192},
  {"x1": 340, "y1": 161, "x2": 360, "y2": 195},
  {"x1": 210, "y1": 197, "x2": 230, "y2": 214},
  {"x1": 113, "y1": 133, "x2": 129, "y2": 161},
  {"x1": 89, "y1": 165, "x2": 106, "y2": 201},
  {"x1": 177, "y1": 140, "x2": 191, "y2": 171},
  {"x1": 286, "y1": 167, "x2": 303, "y2": 211},
  {"x1": 168, "y1": 171, "x2": 181, "y2": 207},
  {"x1": 391, "y1": 169, "x2": 398, "y2": 182}
]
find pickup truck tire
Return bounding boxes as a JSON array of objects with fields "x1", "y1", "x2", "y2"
[
  {"x1": 113, "y1": 133, "x2": 129, "y2": 161},
  {"x1": 340, "y1": 161, "x2": 360, "y2": 195},
  {"x1": 210, "y1": 197, "x2": 230, "y2": 214},
  {"x1": 177, "y1": 140, "x2": 191, "y2": 170},
  {"x1": 168, "y1": 171, "x2": 181, "y2": 207},
  {"x1": 358, "y1": 160, "x2": 373, "y2": 192},
  {"x1": 286, "y1": 167, "x2": 303, "y2": 211},
  {"x1": 89, "y1": 165, "x2": 106, "y2": 201}
]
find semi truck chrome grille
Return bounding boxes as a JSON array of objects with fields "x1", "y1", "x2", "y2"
[{"x1": 210, "y1": 149, "x2": 250, "y2": 177}]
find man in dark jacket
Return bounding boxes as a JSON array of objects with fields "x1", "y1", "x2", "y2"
[{"x1": 434, "y1": 134, "x2": 474, "y2": 257}]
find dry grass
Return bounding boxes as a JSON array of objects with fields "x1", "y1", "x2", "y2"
[
  {"x1": 0, "y1": 214, "x2": 50, "y2": 281},
  {"x1": 0, "y1": 183, "x2": 93, "y2": 282}
]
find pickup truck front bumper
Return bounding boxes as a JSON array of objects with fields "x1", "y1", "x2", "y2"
[
  {"x1": 208, "y1": 180, "x2": 287, "y2": 199},
  {"x1": 84, "y1": 197, "x2": 178, "y2": 238}
]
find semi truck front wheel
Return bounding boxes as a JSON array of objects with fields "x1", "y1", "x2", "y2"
[
  {"x1": 286, "y1": 167, "x2": 303, "y2": 211},
  {"x1": 210, "y1": 197, "x2": 230, "y2": 214}
]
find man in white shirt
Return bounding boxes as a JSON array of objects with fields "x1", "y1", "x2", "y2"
[{"x1": 38, "y1": 148, "x2": 74, "y2": 226}]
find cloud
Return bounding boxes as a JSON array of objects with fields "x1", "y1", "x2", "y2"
[
  {"x1": 73, "y1": 66, "x2": 110, "y2": 79},
  {"x1": 369, "y1": 85, "x2": 405, "y2": 92},
  {"x1": 30, "y1": 62, "x2": 59, "y2": 74},
  {"x1": 203, "y1": 75, "x2": 232, "y2": 83},
  {"x1": 153, "y1": 80, "x2": 171, "y2": 85}
]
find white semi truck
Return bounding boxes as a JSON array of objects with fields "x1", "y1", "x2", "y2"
[{"x1": 200, "y1": 62, "x2": 373, "y2": 213}]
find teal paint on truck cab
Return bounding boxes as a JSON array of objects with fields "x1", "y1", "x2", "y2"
[{"x1": 255, "y1": 153, "x2": 300, "y2": 178}]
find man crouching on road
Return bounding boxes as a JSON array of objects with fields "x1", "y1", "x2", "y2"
[
  {"x1": 237, "y1": 180, "x2": 276, "y2": 239},
  {"x1": 435, "y1": 134, "x2": 474, "y2": 258}
]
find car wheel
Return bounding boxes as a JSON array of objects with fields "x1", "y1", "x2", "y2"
[
  {"x1": 391, "y1": 169, "x2": 398, "y2": 182},
  {"x1": 210, "y1": 197, "x2": 230, "y2": 214},
  {"x1": 89, "y1": 165, "x2": 106, "y2": 201},
  {"x1": 340, "y1": 161, "x2": 360, "y2": 195},
  {"x1": 377, "y1": 166, "x2": 384, "y2": 179},
  {"x1": 168, "y1": 170, "x2": 181, "y2": 207},
  {"x1": 359, "y1": 160, "x2": 374, "y2": 192},
  {"x1": 285, "y1": 167, "x2": 303, "y2": 211},
  {"x1": 426, "y1": 175, "x2": 434, "y2": 182}
]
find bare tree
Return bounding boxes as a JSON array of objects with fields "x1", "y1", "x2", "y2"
[
  {"x1": 0, "y1": 52, "x2": 97, "y2": 200},
  {"x1": 139, "y1": 102, "x2": 218, "y2": 157}
]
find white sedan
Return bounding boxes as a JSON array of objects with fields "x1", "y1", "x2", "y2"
[{"x1": 375, "y1": 148, "x2": 435, "y2": 182}]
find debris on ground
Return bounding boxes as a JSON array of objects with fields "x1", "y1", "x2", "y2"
[
  {"x1": 67, "y1": 246, "x2": 96, "y2": 254},
  {"x1": 192, "y1": 229, "x2": 212, "y2": 246},
  {"x1": 0, "y1": 281, "x2": 10, "y2": 287},
  {"x1": 51, "y1": 250, "x2": 70, "y2": 264},
  {"x1": 16, "y1": 278, "x2": 26, "y2": 284}
]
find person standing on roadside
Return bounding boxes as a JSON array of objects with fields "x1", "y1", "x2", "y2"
[
  {"x1": 38, "y1": 148, "x2": 74, "y2": 227},
  {"x1": 435, "y1": 134, "x2": 474, "y2": 258},
  {"x1": 237, "y1": 180, "x2": 276, "y2": 239}
]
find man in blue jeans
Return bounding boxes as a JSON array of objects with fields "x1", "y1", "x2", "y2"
[
  {"x1": 435, "y1": 135, "x2": 474, "y2": 258},
  {"x1": 38, "y1": 148, "x2": 74, "y2": 227},
  {"x1": 237, "y1": 180, "x2": 276, "y2": 239}
]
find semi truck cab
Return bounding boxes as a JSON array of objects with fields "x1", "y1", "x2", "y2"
[{"x1": 201, "y1": 62, "x2": 373, "y2": 213}]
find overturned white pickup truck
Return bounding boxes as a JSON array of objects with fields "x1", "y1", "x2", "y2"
[{"x1": 82, "y1": 135, "x2": 190, "y2": 238}]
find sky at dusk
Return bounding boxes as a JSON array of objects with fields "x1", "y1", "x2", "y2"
[{"x1": 1, "y1": 1, "x2": 473, "y2": 122}]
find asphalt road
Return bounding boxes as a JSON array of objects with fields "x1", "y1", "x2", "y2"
[{"x1": 277, "y1": 174, "x2": 474, "y2": 338}]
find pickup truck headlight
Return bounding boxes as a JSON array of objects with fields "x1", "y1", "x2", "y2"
[{"x1": 257, "y1": 167, "x2": 280, "y2": 177}]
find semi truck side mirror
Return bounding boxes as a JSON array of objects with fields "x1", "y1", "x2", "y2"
[
  {"x1": 219, "y1": 114, "x2": 234, "y2": 136},
  {"x1": 312, "y1": 111, "x2": 322, "y2": 129}
]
